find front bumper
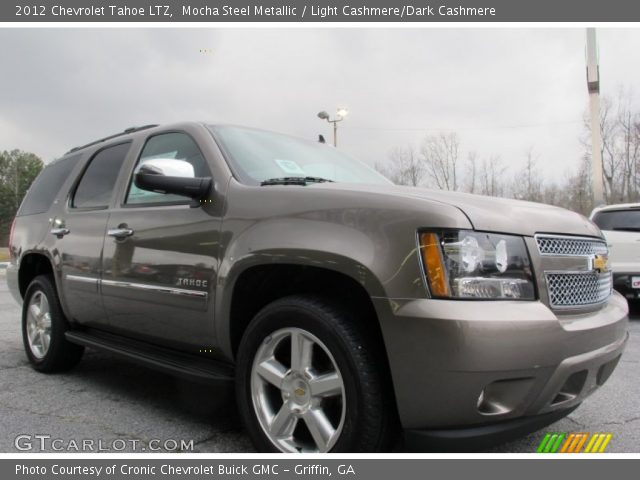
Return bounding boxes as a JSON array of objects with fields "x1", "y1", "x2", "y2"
[
  {"x1": 374, "y1": 292, "x2": 628, "y2": 434},
  {"x1": 404, "y1": 405, "x2": 579, "y2": 452}
]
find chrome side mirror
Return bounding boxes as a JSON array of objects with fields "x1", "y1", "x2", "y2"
[
  {"x1": 134, "y1": 158, "x2": 211, "y2": 202},
  {"x1": 135, "y1": 158, "x2": 195, "y2": 178}
]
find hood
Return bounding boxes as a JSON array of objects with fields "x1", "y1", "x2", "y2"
[{"x1": 317, "y1": 183, "x2": 602, "y2": 238}]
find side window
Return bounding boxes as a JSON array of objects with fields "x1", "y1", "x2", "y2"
[
  {"x1": 18, "y1": 154, "x2": 81, "y2": 216},
  {"x1": 126, "y1": 132, "x2": 209, "y2": 205},
  {"x1": 73, "y1": 142, "x2": 131, "y2": 209}
]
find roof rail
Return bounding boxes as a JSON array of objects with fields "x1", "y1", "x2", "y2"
[{"x1": 66, "y1": 124, "x2": 159, "y2": 154}]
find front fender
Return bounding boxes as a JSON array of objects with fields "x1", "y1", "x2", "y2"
[
  {"x1": 214, "y1": 218, "x2": 390, "y2": 358},
  {"x1": 213, "y1": 180, "x2": 473, "y2": 358}
]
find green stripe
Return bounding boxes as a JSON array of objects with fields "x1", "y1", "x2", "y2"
[
  {"x1": 537, "y1": 433, "x2": 552, "y2": 453},
  {"x1": 544, "y1": 434, "x2": 559, "y2": 453},
  {"x1": 550, "y1": 433, "x2": 566, "y2": 453}
]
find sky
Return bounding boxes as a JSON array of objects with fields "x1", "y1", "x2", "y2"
[{"x1": 1, "y1": 27, "x2": 640, "y2": 184}]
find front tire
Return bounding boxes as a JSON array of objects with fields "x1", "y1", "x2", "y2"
[
  {"x1": 22, "y1": 275, "x2": 84, "y2": 372},
  {"x1": 236, "y1": 295, "x2": 391, "y2": 452}
]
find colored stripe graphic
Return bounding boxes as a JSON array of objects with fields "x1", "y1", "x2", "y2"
[
  {"x1": 567, "y1": 433, "x2": 583, "y2": 453},
  {"x1": 537, "y1": 433, "x2": 552, "y2": 453},
  {"x1": 550, "y1": 433, "x2": 566, "y2": 453},
  {"x1": 598, "y1": 434, "x2": 613, "y2": 453},
  {"x1": 537, "y1": 432, "x2": 612, "y2": 453},
  {"x1": 574, "y1": 433, "x2": 589, "y2": 453},
  {"x1": 559, "y1": 433, "x2": 575, "y2": 453},
  {"x1": 544, "y1": 433, "x2": 558, "y2": 453}
]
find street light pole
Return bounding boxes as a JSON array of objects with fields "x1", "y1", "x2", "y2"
[{"x1": 317, "y1": 108, "x2": 349, "y2": 147}]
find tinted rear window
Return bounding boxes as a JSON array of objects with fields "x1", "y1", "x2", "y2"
[
  {"x1": 73, "y1": 142, "x2": 131, "y2": 209},
  {"x1": 592, "y1": 209, "x2": 640, "y2": 230},
  {"x1": 17, "y1": 154, "x2": 81, "y2": 216}
]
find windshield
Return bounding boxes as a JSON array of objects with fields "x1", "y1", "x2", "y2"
[
  {"x1": 592, "y1": 209, "x2": 640, "y2": 230},
  {"x1": 209, "y1": 125, "x2": 391, "y2": 186}
]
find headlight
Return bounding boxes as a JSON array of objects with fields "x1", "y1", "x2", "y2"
[{"x1": 418, "y1": 230, "x2": 535, "y2": 300}]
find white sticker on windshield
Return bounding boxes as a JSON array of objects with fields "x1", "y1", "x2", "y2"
[{"x1": 274, "y1": 159, "x2": 305, "y2": 175}]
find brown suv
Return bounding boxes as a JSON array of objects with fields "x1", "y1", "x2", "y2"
[{"x1": 6, "y1": 122, "x2": 628, "y2": 452}]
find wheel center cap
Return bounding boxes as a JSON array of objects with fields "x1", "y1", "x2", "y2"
[
  {"x1": 291, "y1": 380, "x2": 310, "y2": 405},
  {"x1": 283, "y1": 373, "x2": 311, "y2": 406}
]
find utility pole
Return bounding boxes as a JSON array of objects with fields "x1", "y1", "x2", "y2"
[{"x1": 586, "y1": 28, "x2": 605, "y2": 206}]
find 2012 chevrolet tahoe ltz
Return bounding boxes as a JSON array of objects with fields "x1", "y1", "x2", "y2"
[{"x1": 6, "y1": 122, "x2": 628, "y2": 452}]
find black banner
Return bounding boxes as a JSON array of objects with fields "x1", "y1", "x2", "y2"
[
  {"x1": 3, "y1": 0, "x2": 640, "y2": 22},
  {"x1": 4, "y1": 458, "x2": 640, "y2": 480}
]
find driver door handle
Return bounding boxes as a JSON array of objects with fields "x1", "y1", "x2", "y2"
[{"x1": 107, "y1": 227, "x2": 134, "y2": 239}]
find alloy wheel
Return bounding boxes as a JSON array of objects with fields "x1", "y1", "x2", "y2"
[
  {"x1": 26, "y1": 291, "x2": 52, "y2": 359},
  {"x1": 250, "y1": 327, "x2": 346, "y2": 452}
]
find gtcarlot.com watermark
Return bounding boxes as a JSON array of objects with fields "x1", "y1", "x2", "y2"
[{"x1": 14, "y1": 434, "x2": 194, "y2": 452}]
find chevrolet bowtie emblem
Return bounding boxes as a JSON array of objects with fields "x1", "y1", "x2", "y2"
[
  {"x1": 294, "y1": 388, "x2": 305, "y2": 397},
  {"x1": 591, "y1": 254, "x2": 610, "y2": 273}
]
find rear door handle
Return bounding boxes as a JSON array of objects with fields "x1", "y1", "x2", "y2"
[
  {"x1": 50, "y1": 228, "x2": 70, "y2": 238},
  {"x1": 107, "y1": 227, "x2": 134, "y2": 239}
]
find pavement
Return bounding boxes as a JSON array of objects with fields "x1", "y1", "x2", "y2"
[{"x1": 0, "y1": 279, "x2": 638, "y2": 453}]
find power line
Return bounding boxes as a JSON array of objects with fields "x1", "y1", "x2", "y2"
[{"x1": 341, "y1": 119, "x2": 583, "y2": 133}]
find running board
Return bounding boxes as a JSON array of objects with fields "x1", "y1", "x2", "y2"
[{"x1": 65, "y1": 330, "x2": 234, "y2": 385}]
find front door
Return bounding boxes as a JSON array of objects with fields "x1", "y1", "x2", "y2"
[{"x1": 100, "y1": 131, "x2": 223, "y2": 350}]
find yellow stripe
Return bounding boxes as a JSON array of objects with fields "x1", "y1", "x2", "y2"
[
  {"x1": 574, "y1": 433, "x2": 589, "y2": 453},
  {"x1": 584, "y1": 433, "x2": 598, "y2": 453},
  {"x1": 591, "y1": 434, "x2": 606, "y2": 453},
  {"x1": 598, "y1": 434, "x2": 613, "y2": 453},
  {"x1": 560, "y1": 433, "x2": 575, "y2": 453},
  {"x1": 568, "y1": 434, "x2": 582, "y2": 453}
]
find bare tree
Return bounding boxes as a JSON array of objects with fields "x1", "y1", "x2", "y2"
[
  {"x1": 375, "y1": 145, "x2": 424, "y2": 186},
  {"x1": 379, "y1": 87, "x2": 640, "y2": 214},
  {"x1": 616, "y1": 89, "x2": 640, "y2": 202},
  {"x1": 599, "y1": 97, "x2": 619, "y2": 201},
  {"x1": 420, "y1": 132, "x2": 460, "y2": 190},
  {"x1": 479, "y1": 155, "x2": 507, "y2": 197},
  {"x1": 512, "y1": 147, "x2": 544, "y2": 202},
  {"x1": 564, "y1": 155, "x2": 594, "y2": 215},
  {"x1": 581, "y1": 90, "x2": 640, "y2": 204}
]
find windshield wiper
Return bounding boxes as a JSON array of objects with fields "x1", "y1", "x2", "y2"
[
  {"x1": 612, "y1": 227, "x2": 640, "y2": 232},
  {"x1": 260, "y1": 176, "x2": 334, "y2": 186}
]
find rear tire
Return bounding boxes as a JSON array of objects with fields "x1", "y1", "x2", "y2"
[
  {"x1": 236, "y1": 294, "x2": 392, "y2": 452},
  {"x1": 22, "y1": 275, "x2": 84, "y2": 372}
]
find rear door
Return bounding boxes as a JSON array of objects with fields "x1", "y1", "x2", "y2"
[
  {"x1": 56, "y1": 142, "x2": 132, "y2": 327},
  {"x1": 100, "y1": 130, "x2": 225, "y2": 350}
]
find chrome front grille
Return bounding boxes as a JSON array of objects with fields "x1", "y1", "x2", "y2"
[
  {"x1": 545, "y1": 271, "x2": 612, "y2": 307},
  {"x1": 535, "y1": 235, "x2": 612, "y2": 309},
  {"x1": 536, "y1": 236, "x2": 608, "y2": 256}
]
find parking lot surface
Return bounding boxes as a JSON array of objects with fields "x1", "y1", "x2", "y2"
[{"x1": 0, "y1": 280, "x2": 638, "y2": 453}]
